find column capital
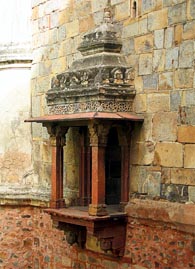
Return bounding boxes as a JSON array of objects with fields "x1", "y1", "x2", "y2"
[{"x1": 88, "y1": 122, "x2": 110, "y2": 146}]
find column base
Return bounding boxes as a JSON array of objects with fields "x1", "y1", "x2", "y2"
[
  {"x1": 50, "y1": 199, "x2": 65, "y2": 209},
  {"x1": 88, "y1": 204, "x2": 108, "y2": 216}
]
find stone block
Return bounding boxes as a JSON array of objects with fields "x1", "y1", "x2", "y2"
[
  {"x1": 154, "y1": 142, "x2": 183, "y2": 167},
  {"x1": 186, "y1": 90, "x2": 195, "y2": 106},
  {"x1": 122, "y1": 38, "x2": 134, "y2": 55},
  {"x1": 134, "y1": 34, "x2": 153, "y2": 53},
  {"x1": 164, "y1": 27, "x2": 173, "y2": 48},
  {"x1": 134, "y1": 76, "x2": 143, "y2": 93},
  {"x1": 139, "y1": 53, "x2": 152, "y2": 75},
  {"x1": 163, "y1": 0, "x2": 172, "y2": 7},
  {"x1": 146, "y1": 171, "x2": 161, "y2": 197},
  {"x1": 122, "y1": 22, "x2": 139, "y2": 38},
  {"x1": 179, "y1": 106, "x2": 195, "y2": 125},
  {"x1": 161, "y1": 183, "x2": 188, "y2": 202},
  {"x1": 161, "y1": 168, "x2": 171, "y2": 184},
  {"x1": 159, "y1": 72, "x2": 173, "y2": 91},
  {"x1": 49, "y1": 12, "x2": 58, "y2": 29},
  {"x1": 39, "y1": 60, "x2": 52, "y2": 76},
  {"x1": 170, "y1": 91, "x2": 182, "y2": 111},
  {"x1": 174, "y1": 24, "x2": 183, "y2": 45},
  {"x1": 188, "y1": 186, "x2": 195, "y2": 202},
  {"x1": 52, "y1": 56, "x2": 66, "y2": 74},
  {"x1": 58, "y1": 25, "x2": 66, "y2": 41},
  {"x1": 179, "y1": 41, "x2": 194, "y2": 68},
  {"x1": 147, "y1": 93, "x2": 170, "y2": 113},
  {"x1": 130, "y1": 166, "x2": 148, "y2": 193},
  {"x1": 131, "y1": 114, "x2": 153, "y2": 142},
  {"x1": 93, "y1": 10, "x2": 104, "y2": 26},
  {"x1": 91, "y1": 0, "x2": 108, "y2": 13},
  {"x1": 134, "y1": 94, "x2": 147, "y2": 113},
  {"x1": 66, "y1": 20, "x2": 79, "y2": 38},
  {"x1": 168, "y1": 3, "x2": 187, "y2": 25},
  {"x1": 148, "y1": 9, "x2": 168, "y2": 31},
  {"x1": 187, "y1": 0, "x2": 195, "y2": 20},
  {"x1": 153, "y1": 49, "x2": 165, "y2": 72},
  {"x1": 165, "y1": 47, "x2": 179, "y2": 70},
  {"x1": 131, "y1": 141, "x2": 154, "y2": 165},
  {"x1": 152, "y1": 112, "x2": 177, "y2": 142},
  {"x1": 154, "y1": 29, "x2": 164, "y2": 49},
  {"x1": 174, "y1": 69, "x2": 194, "y2": 88},
  {"x1": 79, "y1": 15, "x2": 94, "y2": 33},
  {"x1": 171, "y1": 168, "x2": 195, "y2": 185},
  {"x1": 115, "y1": 2, "x2": 130, "y2": 20},
  {"x1": 178, "y1": 126, "x2": 195, "y2": 143},
  {"x1": 143, "y1": 74, "x2": 158, "y2": 91},
  {"x1": 138, "y1": 18, "x2": 148, "y2": 35},
  {"x1": 141, "y1": 0, "x2": 154, "y2": 14},
  {"x1": 185, "y1": 144, "x2": 195, "y2": 168},
  {"x1": 183, "y1": 21, "x2": 195, "y2": 40}
]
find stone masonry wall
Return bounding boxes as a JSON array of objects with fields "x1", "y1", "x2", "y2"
[
  {"x1": 0, "y1": 205, "x2": 194, "y2": 269},
  {"x1": 31, "y1": 0, "x2": 195, "y2": 203}
]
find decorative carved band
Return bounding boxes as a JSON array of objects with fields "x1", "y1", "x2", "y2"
[
  {"x1": 50, "y1": 67, "x2": 135, "y2": 91},
  {"x1": 49, "y1": 100, "x2": 133, "y2": 115}
]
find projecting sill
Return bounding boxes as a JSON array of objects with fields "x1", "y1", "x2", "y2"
[{"x1": 44, "y1": 205, "x2": 127, "y2": 257}]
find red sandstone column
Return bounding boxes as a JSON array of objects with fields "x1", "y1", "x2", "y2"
[
  {"x1": 118, "y1": 125, "x2": 132, "y2": 210},
  {"x1": 88, "y1": 123, "x2": 109, "y2": 216},
  {"x1": 48, "y1": 126, "x2": 68, "y2": 209}
]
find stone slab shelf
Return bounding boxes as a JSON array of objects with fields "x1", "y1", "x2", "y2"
[{"x1": 45, "y1": 206, "x2": 127, "y2": 257}]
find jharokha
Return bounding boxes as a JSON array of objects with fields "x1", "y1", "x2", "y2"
[{"x1": 0, "y1": 0, "x2": 194, "y2": 269}]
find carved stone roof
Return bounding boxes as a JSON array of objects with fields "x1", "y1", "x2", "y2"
[{"x1": 46, "y1": 9, "x2": 136, "y2": 115}]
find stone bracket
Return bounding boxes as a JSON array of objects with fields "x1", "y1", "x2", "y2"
[{"x1": 45, "y1": 207, "x2": 127, "y2": 257}]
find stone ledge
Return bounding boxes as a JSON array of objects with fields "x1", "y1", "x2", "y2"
[{"x1": 126, "y1": 198, "x2": 195, "y2": 234}]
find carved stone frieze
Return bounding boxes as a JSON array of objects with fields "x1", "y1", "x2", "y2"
[{"x1": 48, "y1": 100, "x2": 133, "y2": 115}]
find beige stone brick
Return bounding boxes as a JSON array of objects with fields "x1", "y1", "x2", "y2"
[
  {"x1": 171, "y1": 168, "x2": 195, "y2": 185},
  {"x1": 131, "y1": 141, "x2": 154, "y2": 165},
  {"x1": 174, "y1": 69, "x2": 194, "y2": 88},
  {"x1": 183, "y1": 21, "x2": 195, "y2": 40},
  {"x1": 155, "y1": 143, "x2": 183, "y2": 167},
  {"x1": 66, "y1": 20, "x2": 79, "y2": 38},
  {"x1": 59, "y1": 8, "x2": 71, "y2": 25},
  {"x1": 174, "y1": 24, "x2": 183, "y2": 46},
  {"x1": 134, "y1": 76, "x2": 143, "y2": 93},
  {"x1": 184, "y1": 144, "x2": 195, "y2": 168},
  {"x1": 152, "y1": 112, "x2": 177, "y2": 142},
  {"x1": 153, "y1": 49, "x2": 165, "y2": 72},
  {"x1": 187, "y1": 0, "x2": 195, "y2": 20},
  {"x1": 79, "y1": 15, "x2": 94, "y2": 33},
  {"x1": 115, "y1": 1, "x2": 130, "y2": 20},
  {"x1": 178, "y1": 126, "x2": 195, "y2": 143},
  {"x1": 134, "y1": 94, "x2": 147, "y2": 113},
  {"x1": 134, "y1": 34, "x2": 153, "y2": 53},
  {"x1": 91, "y1": 0, "x2": 108, "y2": 13},
  {"x1": 147, "y1": 93, "x2": 170, "y2": 113},
  {"x1": 159, "y1": 72, "x2": 173, "y2": 91},
  {"x1": 139, "y1": 53, "x2": 153, "y2": 75},
  {"x1": 148, "y1": 8, "x2": 168, "y2": 31},
  {"x1": 32, "y1": 6, "x2": 39, "y2": 20}
]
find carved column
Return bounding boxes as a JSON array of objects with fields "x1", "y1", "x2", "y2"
[
  {"x1": 118, "y1": 125, "x2": 132, "y2": 210},
  {"x1": 79, "y1": 128, "x2": 91, "y2": 206},
  {"x1": 88, "y1": 122, "x2": 110, "y2": 216},
  {"x1": 46, "y1": 125, "x2": 69, "y2": 209}
]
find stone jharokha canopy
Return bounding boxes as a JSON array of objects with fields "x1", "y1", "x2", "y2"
[{"x1": 0, "y1": 0, "x2": 195, "y2": 268}]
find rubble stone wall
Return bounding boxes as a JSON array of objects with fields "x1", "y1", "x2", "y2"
[{"x1": 0, "y1": 205, "x2": 194, "y2": 269}]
